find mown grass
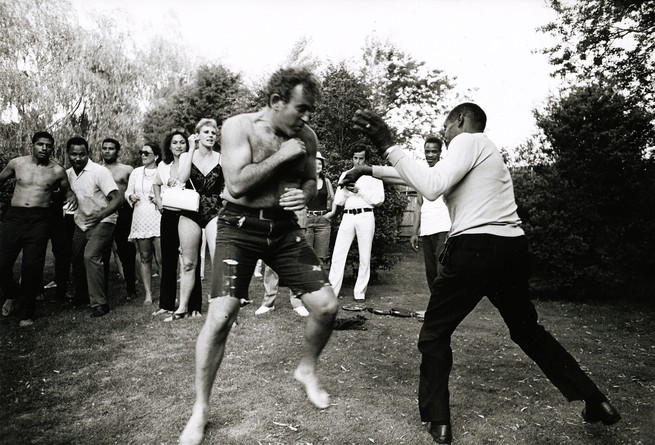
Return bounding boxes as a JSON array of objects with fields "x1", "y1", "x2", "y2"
[{"x1": 1, "y1": 244, "x2": 653, "y2": 444}]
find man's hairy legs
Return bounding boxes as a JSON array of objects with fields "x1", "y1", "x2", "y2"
[{"x1": 179, "y1": 285, "x2": 337, "y2": 445}]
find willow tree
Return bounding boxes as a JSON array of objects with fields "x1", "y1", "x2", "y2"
[{"x1": 0, "y1": 0, "x2": 191, "y2": 164}]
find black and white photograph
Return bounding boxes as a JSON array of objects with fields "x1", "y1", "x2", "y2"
[{"x1": 1, "y1": 0, "x2": 653, "y2": 444}]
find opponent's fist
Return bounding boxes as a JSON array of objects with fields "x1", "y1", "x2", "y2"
[
  {"x1": 352, "y1": 109, "x2": 394, "y2": 153},
  {"x1": 339, "y1": 166, "x2": 372, "y2": 188}
]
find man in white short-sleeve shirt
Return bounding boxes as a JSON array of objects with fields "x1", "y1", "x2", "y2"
[
  {"x1": 410, "y1": 136, "x2": 451, "y2": 294},
  {"x1": 66, "y1": 137, "x2": 123, "y2": 318}
]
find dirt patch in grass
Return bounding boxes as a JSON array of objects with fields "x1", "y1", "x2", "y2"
[{"x1": 1, "y1": 243, "x2": 653, "y2": 444}]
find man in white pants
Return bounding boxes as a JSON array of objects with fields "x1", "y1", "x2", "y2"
[{"x1": 328, "y1": 146, "x2": 384, "y2": 301}]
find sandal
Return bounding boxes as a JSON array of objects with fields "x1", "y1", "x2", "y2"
[
  {"x1": 152, "y1": 309, "x2": 173, "y2": 316},
  {"x1": 164, "y1": 312, "x2": 188, "y2": 322}
]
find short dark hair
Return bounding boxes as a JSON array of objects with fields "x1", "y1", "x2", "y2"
[
  {"x1": 102, "y1": 138, "x2": 121, "y2": 151},
  {"x1": 162, "y1": 129, "x2": 189, "y2": 164},
  {"x1": 66, "y1": 136, "x2": 89, "y2": 152},
  {"x1": 351, "y1": 143, "x2": 369, "y2": 160},
  {"x1": 266, "y1": 67, "x2": 322, "y2": 106},
  {"x1": 32, "y1": 131, "x2": 54, "y2": 144},
  {"x1": 424, "y1": 135, "x2": 443, "y2": 149},
  {"x1": 446, "y1": 103, "x2": 487, "y2": 131},
  {"x1": 143, "y1": 141, "x2": 162, "y2": 165}
]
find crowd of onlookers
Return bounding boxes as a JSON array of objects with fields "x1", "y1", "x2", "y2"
[
  {"x1": 0, "y1": 118, "x2": 451, "y2": 329},
  {"x1": 0, "y1": 120, "x2": 408, "y2": 326}
]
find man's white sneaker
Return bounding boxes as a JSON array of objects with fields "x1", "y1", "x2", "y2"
[
  {"x1": 293, "y1": 306, "x2": 310, "y2": 317},
  {"x1": 44, "y1": 280, "x2": 57, "y2": 289},
  {"x1": 255, "y1": 305, "x2": 275, "y2": 315}
]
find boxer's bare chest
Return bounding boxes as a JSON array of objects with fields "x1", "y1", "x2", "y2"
[{"x1": 249, "y1": 124, "x2": 284, "y2": 163}]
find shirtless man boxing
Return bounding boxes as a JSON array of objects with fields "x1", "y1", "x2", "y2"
[
  {"x1": 0, "y1": 131, "x2": 77, "y2": 326},
  {"x1": 179, "y1": 67, "x2": 338, "y2": 445}
]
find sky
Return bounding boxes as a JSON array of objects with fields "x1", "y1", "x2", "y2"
[{"x1": 71, "y1": 0, "x2": 560, "y2": 150}]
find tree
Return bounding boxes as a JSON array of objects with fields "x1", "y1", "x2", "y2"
[
  {"x1": 513, "y1": 81, "x2": 655, "y2": 297},
  {"x1": 142, "y1": 64, "x2": 256, "y2": 145},
  {"x1": 541, "y1": 0, "x2": 655, "y2": 111},
  {"x1": 0, "y1": 0, "x2": 190, "y2": 165},
  {"x1": 312, "y1": 64, "x2": 407, "y2": 277},
  {"x1": 360, "y1": 37, "x2": 461, "y2": 155},
  {"x1": 0, "y1": 0, "x2": 83, "y2": 159}
]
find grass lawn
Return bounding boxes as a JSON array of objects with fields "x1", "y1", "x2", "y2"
[{"x1": 1, "y1": 243, "x2": 653, "y2": 444}]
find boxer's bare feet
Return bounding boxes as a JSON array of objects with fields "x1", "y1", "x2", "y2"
[
  {"x1": 2, "y1": 299, "x2": 15, "y2": 316},
  {"x1": 294, "y1": 367, "x2": 330, "y2": 409},
  {"x1": 179, "y1": 405, "x2": 208, "y2": 445}
]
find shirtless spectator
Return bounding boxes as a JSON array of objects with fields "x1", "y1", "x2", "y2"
[
  {"x1": 101, "y1": 138, "x2": 137, "y2": 300},
  {"x1": 0, "y1": 131, "x2": 77, "y2": 326},
  {"x1": 179, "y1": 67, "x2": 338, "y2": 445}
]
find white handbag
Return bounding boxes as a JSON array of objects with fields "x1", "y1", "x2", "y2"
[{"x1": 161, "y1": 179, "x2": 200, "y2": 212}]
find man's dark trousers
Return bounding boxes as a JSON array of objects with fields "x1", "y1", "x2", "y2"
[
  {"x1": 417, "y1": 234, "x2": 605, "y2": 423},
  {"x1": 102, "y1": 205, "x2": 136, "y2": 295},
  {"x1": 421, "y1": 231, "x2": 448, "y2": 294},
  {"x1": 51, "y1": 211, "x2": 76, "y2": 300},
  {"x1": 158, "y1": 209, "x2": 202, "y2": 313},
  {"x1": 0, "y1": 207, "x2": 50, "y2": 320}
]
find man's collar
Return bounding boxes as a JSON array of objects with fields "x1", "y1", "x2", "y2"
[
  {"x1": 83, "y1": 159, "x2": 96, "y2": 171},
  {"x1": 72, "y1": 159, "x2": 94, "y2": 176}
]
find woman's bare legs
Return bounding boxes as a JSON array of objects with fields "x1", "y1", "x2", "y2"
[
  {"x1": 172, "y1": 216, "x2": 201, "y2": 317},
  {"x1": 136, "y1": 238, "x2": 154, "y2": 304}
]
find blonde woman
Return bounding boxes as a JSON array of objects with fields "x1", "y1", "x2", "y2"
[{"x1": 165, "y1": 118, "x2": 223, "y2": 321}]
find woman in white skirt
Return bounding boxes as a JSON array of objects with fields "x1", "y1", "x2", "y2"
[{"x1": 126, "y1": 142, "x2": 163, "y2": 304}]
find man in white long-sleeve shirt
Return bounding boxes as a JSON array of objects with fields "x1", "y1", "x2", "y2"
[
  {"x1": 328, "y1": 146, "x2": 384, "y2": 301},
  {"x1": 345, "y1": 103, "x2": 621, "y2": 444}
]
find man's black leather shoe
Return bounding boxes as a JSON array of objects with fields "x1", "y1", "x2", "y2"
[
  {"x1": 582, "y1": 401, "x2": 621, "y2": 425},
  {"x1": 90, "y1": 304, "x2": 110, "y2": 318},
  {"x1": 428, "y1": 423, "x2": 452, "y2": 444}
]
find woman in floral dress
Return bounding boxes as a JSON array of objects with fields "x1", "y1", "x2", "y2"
[{"x1": 126, "y1": 142, "x2": 163, "y2": 305}]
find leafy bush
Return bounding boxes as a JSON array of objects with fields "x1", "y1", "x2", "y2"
[{"x1": 513, "y1": 81, "x2": 655, "y2": 299}]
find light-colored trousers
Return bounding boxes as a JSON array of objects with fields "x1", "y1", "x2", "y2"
[
  {"x1": 328, "y1": 212, "x2": 375, "y2": 300},
  {"x1": 260, "y1": 263, "x2": 304, "y2": 309}
]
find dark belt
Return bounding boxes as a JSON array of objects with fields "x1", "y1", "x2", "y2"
[
  {"x1": 344, "y1": 208, "x2": 373, "y2": 215},
  {"x1": 307, "y1": 210, "x2": 327, "y2": 216},
  {"x1": 223, "y1": 201, "x2": 294, "y2": 221}
]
